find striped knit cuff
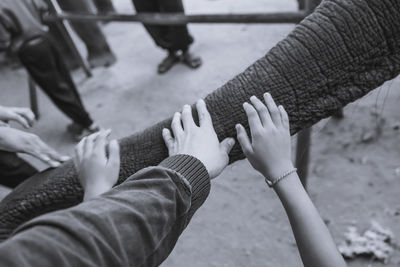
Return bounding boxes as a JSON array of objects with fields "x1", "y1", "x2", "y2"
[{"x1": 159, "y1": 154, "x2": 210, "y2": 221}]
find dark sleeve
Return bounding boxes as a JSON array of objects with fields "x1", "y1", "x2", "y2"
[{"x1": 0, "y1": 155, "x2": 210, "y2": 267}]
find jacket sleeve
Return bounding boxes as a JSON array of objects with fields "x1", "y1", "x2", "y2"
[{"x1": 0, "y1": 155, "x2": 210, "y2": 267}]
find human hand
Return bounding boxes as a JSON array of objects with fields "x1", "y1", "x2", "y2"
[
  {"x1": 74, "y1": 130, "x2": 120, "y2": 201},
  {"x1": 162, "y1": 99, "x2": 235, "y2": 179},
  {"x1": 0, "y1": 127, "x2": 70, "y2": 167},
  {"x1": 236, "y1": 93, "x2": 294, "y2": 182},
  {"x1": 0, "y1": 106, "x2": 35, "y2": 128}
]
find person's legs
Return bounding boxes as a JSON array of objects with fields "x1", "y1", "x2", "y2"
[
  {"x1": 18, "y1": 36, "x2": 94, "y2": 129},
  {"x1": 47, "y1": 23, "x2": 80, "y2": 70},
  {"x1": 93, "y1": 0, "x2": 116, "y2": 13},
  {"x1": 159, "y1": 0, "x2": 202, "y2": 70},
  {"x1": 0, "y1": 151, "x2": 38, "y2": 188},
  {"x1": 157, "y1": 0, "x2": 202, "y2": 71},
  {"x1": 132, "y1": 0, "x2": 182, "y2": 73},
  {"x1": 157, "y1": 0, "x2": 194, "y2": 51},
  {"x1": 57, "y1": 0, "x2": 116, "y2": 68},
  {"x1": 131, "y1": 0, "x2": 167, "y2": 47}
]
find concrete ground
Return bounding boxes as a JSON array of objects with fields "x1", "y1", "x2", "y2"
[{"x1": 1, "y1": 0, "x2": 400, "y2": 266}]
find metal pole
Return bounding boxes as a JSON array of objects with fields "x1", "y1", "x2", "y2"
[
  {"x1": 295, "y1": 0, "x2": 321, "y2": 189},
  {"x1": 47, "y1": 0, "x2": 92, "y2": 77},
  {"x1": 28, "y1": 76, "x2": 40, "y2": 120},
  {"x1": 296, "y1": 128, "x2": 312, "y2": 188},
  {"x1": 43, "y1": 11, "x2": 308, "y2": 25}
]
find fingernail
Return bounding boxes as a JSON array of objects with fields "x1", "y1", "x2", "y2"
[
  {"x1": 229, "y1": 138, "x2": 235, "y2": 146},
  {"x1": 60, "y1": 156, "x2": 71, "y2": 161},
  {"x1": 250, "y1": 95, "x2": 256, "y2": 100},
  {"x1": 50, "y1": 161, "x2": 61, "y2": 168}
]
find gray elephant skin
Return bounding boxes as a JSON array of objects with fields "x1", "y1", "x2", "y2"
[{"x1": 0, "y1": 0, "x2": 399, "y2": 240}]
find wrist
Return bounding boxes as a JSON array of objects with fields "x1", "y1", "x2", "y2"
[
  {"x1": 273, "y1": 172, "x2": 303, "y2": 195},
  {"x1": 262, "y1": 161, "x2": 295, "y2": 182},
  {"x1": 82, "y1": 182, "x2": 113, "y2": 201}
]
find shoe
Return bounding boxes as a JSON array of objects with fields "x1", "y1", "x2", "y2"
[
  {"x1": 157, "y1": 52, "x2": 180, "y2": 74},
  {"x1": 88, "y1": 52, "x2": 117, "y2": 69},
  {"x1": 67, "y1": 122, "x2": 102, "y2": 141},
  {"x1": 181, "y1": 51, "x2": 202, "y2": 69}
]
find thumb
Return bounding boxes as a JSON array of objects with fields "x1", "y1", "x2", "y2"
[
  {"x1": 107, "y1": 140, "x2": 120, "y2": 167},
  {"x1": 220, "y1": 138, "x2": 235, "y2": 154}
]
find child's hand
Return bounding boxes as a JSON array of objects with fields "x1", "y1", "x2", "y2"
[
  {"x1": 0, "y1": 127, "x2": 69, "y2": 167},
  {"x1": 74, "y1": 130, "x2": 120, "y2": 201},
  {"x1": 0, "y1": 106, "x2": 35, "y2": 128},
  {"x1": 162, "y1": 99, "x2": 235, "y2": 179},
  {"x1": 236, "y1": 93, "x2": 294, "y2": 182}
]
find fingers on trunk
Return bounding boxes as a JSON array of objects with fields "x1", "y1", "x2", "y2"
[
  {"x1": 107, "y1": 140, "x2": 120, "y2": 169},
  {"x1": 235, "y1": 124, "x2": 253, "y2": 156},
  {"x1": 196, "y1": 99, "x2": 212, "y2": 127},
  {"x1": 181, "y1": 105, "x2": 195, "y2": 130},
  {"x1": 263, "y1": 93, "x2": 281, "y2": 127},
  {"x1": 162, "y1": 128, "x2": 174, "y2": 153}
]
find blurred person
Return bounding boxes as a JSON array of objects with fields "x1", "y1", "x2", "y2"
[
  {"x1": 52, "y1": 0, "x2": 117, "y2": 68},
  {"x1": 0, "y1": 0, "x2": 101, "y2": 140},
  {"x1": 93, "y1": 0, "x2": 116, "y2": 14},
  {"x1": 131, "y1": 0, "x2": 202, "y2": 74},
  {"x1": 0, "y1": 99, "x2": 235, "y2": 266},
  {"x1": 0, "y1": 105, "x2": 69, "y2": 188},
  {"x1": 235, "y1": 93, "x2": 347, "y2": 267}
]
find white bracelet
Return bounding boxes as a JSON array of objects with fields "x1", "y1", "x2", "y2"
[{"x1": 265, "y1": 168, "x2": 297, "y2": 188}]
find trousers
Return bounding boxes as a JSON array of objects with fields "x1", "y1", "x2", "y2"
[
  {"x1": 18, "y1": 36, "x2": 93, "y2": 128},
  {"x1": 132, "y1": 0, "x2": 194, "y2": 51}
]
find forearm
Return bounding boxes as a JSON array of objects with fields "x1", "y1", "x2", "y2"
[
  {"x1": 0, "y1": 155, "x2": 210, "y2": 267},
  {"x1": 274, "y1": 174, "x2": 346, "y2": 267}
]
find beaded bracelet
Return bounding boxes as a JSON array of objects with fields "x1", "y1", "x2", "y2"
[{"x1": 265, "y1": 168, "x2": 297, "y2": 188}]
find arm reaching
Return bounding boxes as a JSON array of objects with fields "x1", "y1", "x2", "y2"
[
  {"x1": 73, "y1": 130, "x2": 120, "y2": 201},
  {"x1": 0, "y1": 127, "x2": 70, "y2": 167},
  {"x1": 0, "y1": 99, "x2": 234, "y2": 267},
  {"x1": 236, "y1": 94, "x2": 346, "y2": 267}
]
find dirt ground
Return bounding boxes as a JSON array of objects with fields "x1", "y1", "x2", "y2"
[{"x1": 1, "y1": 0, "x2": 400, "y2": 266}]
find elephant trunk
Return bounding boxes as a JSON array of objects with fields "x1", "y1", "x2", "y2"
[{"x1": 1, "y1": 0, "x2": 400, "y2": 239}]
